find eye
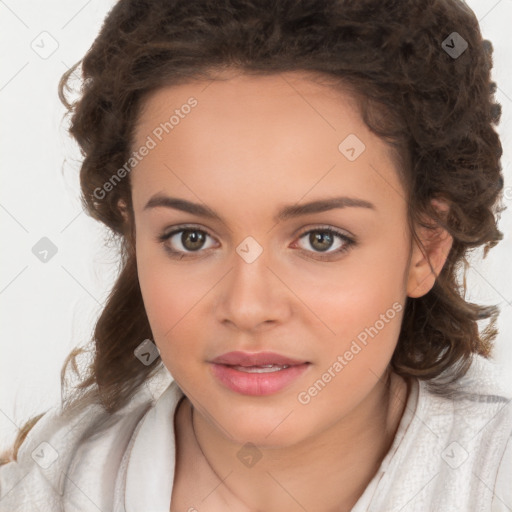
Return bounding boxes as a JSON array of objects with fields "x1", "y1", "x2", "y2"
[
  {"x1": 157, "y1": 224, "x2": 356, "y2": 261},
  {"x1": 292, "y1": 226, "x2": 355, "y2": 260},
  {"x1": 157, "y1": 225, "x2": 217, "y2": 258}
]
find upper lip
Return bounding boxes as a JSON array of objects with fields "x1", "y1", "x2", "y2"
[{"x1": 211, "y1": 351, "x2": 308, "y2": 366}]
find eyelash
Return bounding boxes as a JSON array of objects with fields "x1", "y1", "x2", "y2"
[{"x1": 156, "y1": 224, "x2": 356, "y2": 261}]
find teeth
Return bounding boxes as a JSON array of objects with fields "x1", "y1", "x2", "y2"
[{"x1": 231, "y1": 364, "x2": 290, "y2": 373}]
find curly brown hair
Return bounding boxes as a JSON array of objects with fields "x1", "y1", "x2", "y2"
[{"x1": 2, "y1": 0, "x2": 505, "y2": 464}]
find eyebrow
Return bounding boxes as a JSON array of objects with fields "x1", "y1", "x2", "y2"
[{"x1": 143, "y1": 194, "x2": 376, "y2": 223}]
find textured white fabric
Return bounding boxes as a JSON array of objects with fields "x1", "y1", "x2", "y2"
[
  {"x1": 1, "y1": 355, "x2": 511, "y2": 512},
  {"x1": 350, "y1": 357, "x2": 512, "y2": 511}
]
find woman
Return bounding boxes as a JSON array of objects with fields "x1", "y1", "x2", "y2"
[{"x1": 1, "y1": 0, "x2": 510, "y2": 510}]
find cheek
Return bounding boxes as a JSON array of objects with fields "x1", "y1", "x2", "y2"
[
  {"x1": 135, "y1": 245, "x2": 220, "y2": 373},
  {"x1": 137, "y1": 272, "x2": 199, "y2": 380},
  {"x1": 136, "y1": 235, "x2": 206, "y2": 324},
  {"x1": 289, "y1": 246, "x2": 408, "y2": 343},
  {"x1": 293, "y1": 269, "x2": 406, "y2": 416}
]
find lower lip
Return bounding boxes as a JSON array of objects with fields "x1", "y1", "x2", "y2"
[{"x1": 210, "y1": 363, "x2": 310, "y2": 396}]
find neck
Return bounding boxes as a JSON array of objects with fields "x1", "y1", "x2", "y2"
[{"x1": 179, "y1": 369, "x2": 409, "y2": 512}]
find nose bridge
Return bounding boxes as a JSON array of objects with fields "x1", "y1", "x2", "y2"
[
  {"x1": 233, "y1": 241, "x2": 268, "y2": 289},
  {"x1": 216, "y1": 235, "x2": 289, "y2": 330}
]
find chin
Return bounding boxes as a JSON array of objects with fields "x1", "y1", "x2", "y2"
[{"x1": 214, "y1": 405, "x2": 311, "y2": 448}]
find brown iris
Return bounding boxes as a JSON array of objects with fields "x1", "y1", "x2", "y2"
[
  {"x1": 181, "y1": 229, "x2": 206, "y2": 251},
  {"x1": 309, "y1": 231, "x2": 334, "y2": 252}
]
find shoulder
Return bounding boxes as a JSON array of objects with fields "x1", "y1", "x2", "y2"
[
  {"x1": 423, "y1": 354, "x2": 512, "y2": 422},
  {"x1": 0, "y1": 369, "x2": 174, "y2": 510},
  {"x1": 493, "y1": 429, "x2": 512, "y2": 511},
  {"x1": 429, "y1": 355, "x2": 512, "y2": 439},
  {"x1": 425, "y1": 355, "x2": 512, "y2": 510},
  {"x1": 490, "y1": 356, "x2": 512, "y2": 512},
  {"x1": 0, "y1": 396, "x2": 109, "y2": 510},
  {"x1": 339, "y1": 356, "x2": 512, "y2": 511}
]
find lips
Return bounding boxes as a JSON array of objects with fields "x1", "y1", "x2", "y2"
[
  {"x1": 211, "y1": 351, "x2": 308, "y2": 367},
  {"x1": 209, "y1": 351, "x2": 311, "y2": 396}
]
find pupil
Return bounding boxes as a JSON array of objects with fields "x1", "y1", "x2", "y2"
[
  {"x1": 311, "y1": 231, "x2": 333, "y2": 252},
  {"x1": 183, "y1": 230, "x2": 205, "y2": 250}
]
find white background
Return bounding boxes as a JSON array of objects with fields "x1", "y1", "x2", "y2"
[{"x1": 1, "y1": 0, "x2": 511, "y2": 453}]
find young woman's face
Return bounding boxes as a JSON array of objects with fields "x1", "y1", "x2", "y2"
[{"x1": 130, "y1": 71, "x2": 419, "y2": 446}]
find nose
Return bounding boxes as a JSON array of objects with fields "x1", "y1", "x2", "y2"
[{"x1": 214, "y1": 244, "x2": 292, "y2": 333}]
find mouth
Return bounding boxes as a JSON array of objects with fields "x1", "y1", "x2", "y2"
[
  {"x1": 209, "y1": 351, "x2": 311, "y2": 396},
  {"x1": 211, "y1": 350, "x2": 308, "y2": 366},
  {"x1": 226, "y1": 364, "x2": 295, "y2": 373}
]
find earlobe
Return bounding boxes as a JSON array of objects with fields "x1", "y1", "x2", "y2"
[{"x1": 406, "y1": 201, "x2": 453, "y2": 298}]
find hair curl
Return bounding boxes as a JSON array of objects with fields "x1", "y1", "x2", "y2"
[{"x1": 2, "y1": 0, "x2": 504, "y2": 463}]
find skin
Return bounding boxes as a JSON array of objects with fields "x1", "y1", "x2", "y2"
[{"x1": 126, "y1": 70, "x2": 453, "y2": 511}]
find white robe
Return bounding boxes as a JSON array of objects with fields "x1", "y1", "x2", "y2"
[{"x1": 1, "y1": 355, "x2": 511, "y2": 511}]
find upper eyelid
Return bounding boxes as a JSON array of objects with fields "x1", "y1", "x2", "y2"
[
  {"x1": 161, "y1": 224, "x2": 217, "y2": 241},
  {"x1": 160, "y1": 223, "x2": 353, "y2": 237},
  {"x1": 295, "y1": 225, "x2": 354, "y2": 239}
]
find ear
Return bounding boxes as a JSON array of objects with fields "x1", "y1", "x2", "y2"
[
  {"x1": 406, "y1": 198, "x2": 453, "y2": 298},
  {"x1": 117, "y1": 198, "x2": 129, "y2": 222},
  {"x1": 117, "y1": 198, "x2": 137, "y2": 249}
]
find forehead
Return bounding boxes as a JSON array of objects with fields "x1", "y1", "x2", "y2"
[
  {"x1": 130, "y1": 71, "x2": 403, "y2": 216},
  {"x1": 135, "y1": 71, "x2": 364, "y2": 142}
]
